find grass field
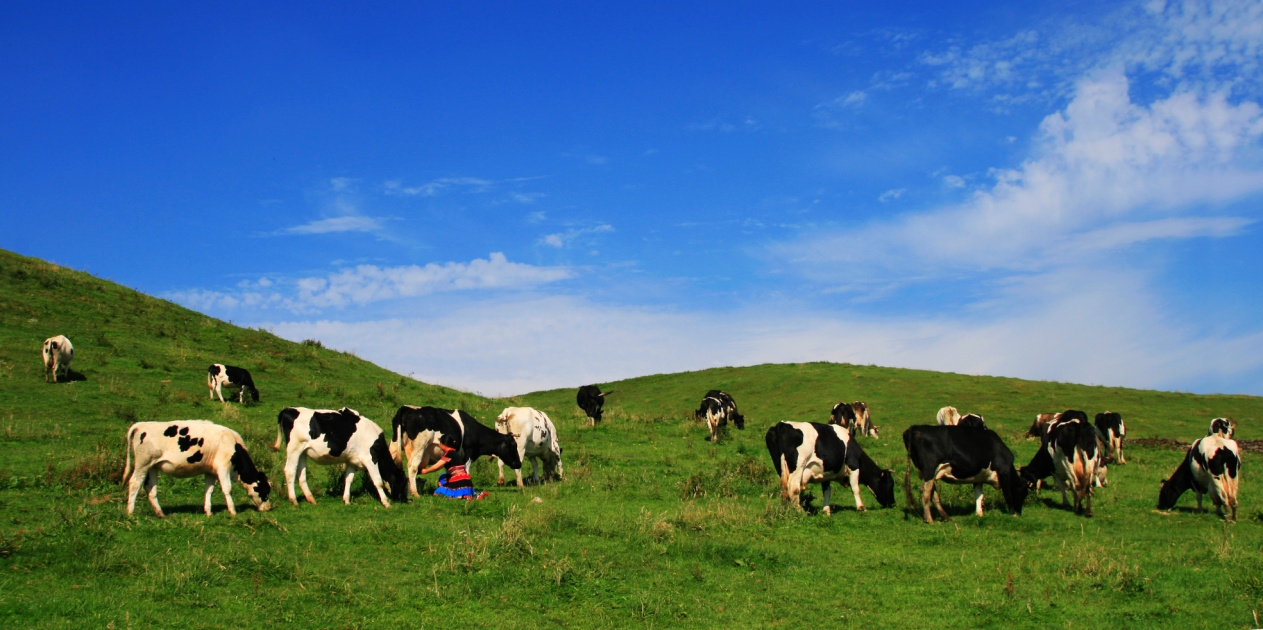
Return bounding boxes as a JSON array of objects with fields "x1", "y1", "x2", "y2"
[{"x1": 1, "y1": 248, "x2": 1261, "y2": 628}]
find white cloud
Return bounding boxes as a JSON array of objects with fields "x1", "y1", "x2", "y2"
[
  {"x1": 283, "y1": 215, "x2": 386, "y2": 235},
  {"x1": 878, "y1": 188, "x2": 905, "y2": 203},
  {"x1": 257, "y1": 267, "x2": 1263, "y2": 396},
  {"x1": 538, "y1": 224, "x2": 615, "y2": 249},
  {"x1": 384, "y1": 176, "x2": 493, "y2": 197}
]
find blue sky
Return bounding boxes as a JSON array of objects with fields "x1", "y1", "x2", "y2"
[{"x1": 4, "y1": 1, "x2": 1263, "y2": 397}]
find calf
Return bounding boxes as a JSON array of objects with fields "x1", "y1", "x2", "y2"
[
  {"x1": 42, "y1": 335, "x2": 73, "y2": 383},
  {"x1": 207, "y1": 364, "x2": 259, "y2": 403},
  {"x1": 576, "y1": 384, "x2": 611, "y2": 425},
  {"x1": 903, "y1": 425, "x2": 1028, "y2": 523},
  {"x1": 830, "y1": 401, "x2": 878, "y2": 438},
  {"x1": 1158, "y1": 435, "x2": 1241, "y2": 521},
  {"x1": 765, "y1": 421, "x2": 894, "y2": 514},
  {"x1": 936, "y1": 406, "x2": 961, "y2": 426},
  {"x1": 389, "y1": 405, "x2": 522, "y2": 497},
  {"x1": 495, "y1": 407, "x2": 564, "y2": 487},
  {"x1": 695, "y1": 390, "x2": 745, "y2": 441},
  {"x1": 123, "y1": 420, "x2": 272, "y2": 518},
  {"x1": 1021, "y1": 410, "x2": 1100, "y2": 516},
  {"x1": 1094, "y1": 411, "x2": 1126, "y2": 465},
  {"x1": 1208, "y1": 417, "x2": 1236, "y2": 439},
  {"x1": 272, "y1": 407, "x2": 407, "y2": 507}
]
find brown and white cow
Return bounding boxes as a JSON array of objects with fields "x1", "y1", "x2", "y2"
[
  {"x1": 42, "y1": 335, "x2": 73, "y2": 383},
  {"x1": 1208, "y1": 417, "x2": 1236, "y2": 440},
  {"x1": 123, "y1": 420, "x2": 272, "y2": 518},
  {"x1": 1027, "y1": 412, "x2": 1061, "y2": 438},
  {"x1": 273, "y1": 407, "x2": 408, "y2": 507},
  {"x1": 936, "y1": 406, "x2": 962, "y2": 426},
  {"x1": 495, "y1": 407, "x2": 564, "y2": 487},
  {"x1": 1021, "y1": 410, "x2": 1100, "y2": 517},
  {"x1": 1158, "y1": 435, "x2": 1241, "y2": 521},
  {"x1": 831, "y1": 401, "x2": 878, "y2": 438}
]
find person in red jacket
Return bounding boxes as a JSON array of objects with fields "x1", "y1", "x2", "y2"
[{"x1": 420, "y1": 442, "x2": 488, "y2": 500}]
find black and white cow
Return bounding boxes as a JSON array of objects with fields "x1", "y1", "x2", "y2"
[
  {"x1": 903, "y1": 424, "x2": 1028, "y2": 524},
  {"x1": 958, "y1": 413, "x2": 987, "y2": 429},
  {"x1": 123, "y1": 420, "x2": 272, "y2": 518},
  {"x1": 388, "y1": 405, "x2": 522, "y2": 497},
  {"x1": 765, "y1": 421, "x2": 895, "y2": 514},
  {"x1": 1021, "y1": 410, "x2": 1100, "y2": 517},
  {"x1": 1094, "y1": 411, "x2": 1126, "y2": 465},
  {"x1": 695, "y1": 390, "x2": 746, "y2": 441},
  {"x1": 1208, "y1": 417, "x2": 1236, "y2": 440},
  {"x1": 207, "y1": 364, "x2": 259, "y2": 403},
  {"x1": 1158, "y1": 435, "x2": 1241, "y2": 521},
  {"x1": 495, "y1": 407, "x2": 563, "y2": 487},
  {"x1": 42, "y1": 335, "x2": 73, "y2": 383},
  {"x1": 576, "y1": 384, "x2": 612, "y2": 425},
  {"x1": 272, "y1": 407, "x2": 407, "y2": 507},
  {"x1": 830, "y1": 401, "x2": 878, "y2": 438}
]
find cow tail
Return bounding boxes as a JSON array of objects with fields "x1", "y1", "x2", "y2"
[{"x1": 122, "y1": 426, "x2": 136, "y2": 489}]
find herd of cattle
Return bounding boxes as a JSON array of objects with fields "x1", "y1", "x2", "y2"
[{"x1": 40, "y1": 336, "x2": 1246, "y2": 524}]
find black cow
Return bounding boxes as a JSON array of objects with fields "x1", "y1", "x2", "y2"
[
  {"x1": 695, "y1": 390, "x2": 745, "y2": 441},
  {"x1": 272, "y1": 407, "x2": 408, "y2": 507},
  {"x1": 1021, "y1": 410, "x2": 1100, "y2": 516},
  {"x1": 958, "y1": 413, "x2": 986, "y2": 429},
  {"x1": 577, "y1": 384, "x2": 612, "y2": 425},
  {"x1": 389, "y1": 405, "x2": 522, "y2": 498},
  {"x1": 1094, "y1": 411, "x2": 1126, "y2": 465},
  {"x1": 207, "y1": 364, "x2": 259, "y2": 403},
  {"x1": 903, "y1": 425, "x2": 1028, "y2": 523},
  {"x1": 1158, "y1": 435, "x2": 1241, "y2": 521},
  {"x1": 765, "y1": 421, "x2": 894, "y2": 514}
]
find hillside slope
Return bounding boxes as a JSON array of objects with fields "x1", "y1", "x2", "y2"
[{"x1": 1, "y1": 247, "x2": 1261, "y2": 628}]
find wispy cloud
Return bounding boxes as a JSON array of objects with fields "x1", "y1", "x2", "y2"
[
  {"x1": 283, "y1": 215, "x2": 386, "y2": 235},
  {"x1": 165, "y1": 253, "x2": 575, "y2": 314},
  {"x1": 539, "y1": 224, "x2": 615, "y2": 249},
  {"x1": 384, "y1": 176, "x2": 494, "y2": 197}
]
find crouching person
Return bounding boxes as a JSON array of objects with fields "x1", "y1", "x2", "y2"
[{"x1": 421, "y1": 442, "x2": 488, "y2": 500}]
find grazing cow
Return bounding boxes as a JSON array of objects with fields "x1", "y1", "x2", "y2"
[
  {"x1": 123, "y1": 420, "x2": 272, "y2": 518},
  {"x1": 1027, "y1": 412, "x2": 1061, "y2": 438},
  {"x1": 765, "y1": 421, "x2": 894, "y2": 514},
  {"x1": 576, "y1": 384, "x2": 612, "y2": 425},
  {"x1": 695, "y1": 390, "x2": 745, "y2": 441},
  {"x1": 1208, "y1": 417, "x2": 1236, "y2": 439},
  {"x1": 206, "y1": 364, "x2": 259, "y2": 403},
  {"x1": 958, "y1": 413, "x2": 986, "y2": 429},
  {"x1": 1021, "y1": 410, "x2": 1100, "y2": 517},
  {"x1": 389, "y1": 405, "x2": 522, "y2": 497},
  {"x1": 936, "y1": 406, "x2": 962, "y2": 426},
  {"x1": 42, "y1": 335, "x2": 73, "y2": 383},
  {"x1": 831, "y1": 401, "x2": 878, "y2": 438},
  {"x1": 1158, "y1": 435, "x2": 1241, "y2": 521},
  {"x1": 272, "y1": 407, "x2": 407, "y2": 507},
  {"x1": 495, "y1": 407, "x2": 564, "y2": 487},
  {"x1": 1094, "y1": 411, "x2": 1126, "y2": 465},
  {"x1": 902, "y1": 425, "x2": 1028, "y2": 524}
]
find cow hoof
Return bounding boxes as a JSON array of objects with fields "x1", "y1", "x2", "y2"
[{"x1": 497, "y1": 479, "x2": 505, "y2": 486}]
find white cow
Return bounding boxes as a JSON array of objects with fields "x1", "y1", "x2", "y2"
[
  {"x1": 272, "y1": 407, "x2": 407, "y2": 508},
  {"x1": 123, "y1": 420, "x2": 272, "y2": 518},
  {"x1": 42, "y1": 335, "x2": 73, "y2": 383},
  {"x1": 495, "y1": 407, "x2": 564, "y2": 487}
]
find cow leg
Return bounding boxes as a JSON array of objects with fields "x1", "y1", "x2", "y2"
[
  {"x1": 973, "y1": 483, "x2": 986, "y2": 517},
  {"x1": 298, "y1": 456, "x2": 318, "y2": 505},
  {"x1": 821, "y1": 481, "x2": 833, "y2": 516},
  {"x1": 496, "y1": 458, "x2": 506, "y2": 486},
  {"x1": 145, "y1": 469, "x2": 164, "y2": 518},
  {"x1": 203, "y1": 474, "x2": 218, "y2": 516},
  {"x1": 849, "y1": 469, "x2": 865, "y2": 512},
  {"x1": 931, "y1": 484, "x2": 949, "y2": 521},
  {"x1": 341, "y1": 467, "x2": 357, "y2": 505},
  {"x1": 284, "y1": 450, "x2": 303, "y2": 505},
  {"x1": 362, "y1": 464, "x2": 391, "y2": 508},
  {"x1": 921, "y1": 480, "x2": 936, "y2": 523},
  {"x1": 126, "y1": 465, "x2": 148, "y2": 516},
  {"x1": 1195, "y1": 489, "x2": 1205, "y2": 513},
  {"x1": 1117, "y1": 441, "x2": 1126, "y2": 465},
  {"x1": 529, "y1": 456, "x2": 540, "y2": 486},
  {"x1": 216, "y1": 468, "x2": 238, "y2": 516},
  {"x1": 408, "y1": 449, "x2": 424, "y2": 498}
]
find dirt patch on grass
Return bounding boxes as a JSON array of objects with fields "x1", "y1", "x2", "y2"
[{"x1": 1131, "y1": 437, "x2": 1263, "y2": 454}]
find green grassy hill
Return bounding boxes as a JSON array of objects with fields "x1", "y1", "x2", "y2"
[{"x1": 1, "y1": 248, "x2": 1260, "y2": 628}]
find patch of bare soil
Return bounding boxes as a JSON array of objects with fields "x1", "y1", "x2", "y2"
[{"x1": 1131, "y1": 437, "x2": 1263, "y2": 454}]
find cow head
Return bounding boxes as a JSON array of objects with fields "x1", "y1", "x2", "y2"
[
  {"x1": 1156, "y1": 475, "x2": 1184, "y2": 511},
  {"x1": 231, "y1": 444, "x2": 272, "y2": 512},
  {"x1": 870, "y1": 468, "x2": 896, "y2": 508},
  {"x1": 491, "y1": 433, "x2": 523, "y2": 470},
  {"x1": 731, "y1": 412, "x2": 745, "y2": 430}
]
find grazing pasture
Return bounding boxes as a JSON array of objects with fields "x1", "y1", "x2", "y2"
[{"x1": 0, "y1": 248, "x2": 1261, "y2": 628}]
